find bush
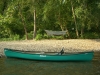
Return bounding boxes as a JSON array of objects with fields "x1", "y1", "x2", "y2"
[
  {"x1": 84, "y1": 32, "x2": 100, "y2": 39},
  {"x1": 43, "y1": 34, "x2": 52, "y2": 39},
  {"x1": 13, "y1": 34, "x2": 20, "y2": 40},
  {"x1": 69, "y1": 32, "x2": 77, "y2": 39},
  {"x1": 37, "y1": 29, "x2": 44, "y2": 35},
  {"x1": 0, "y1": 34, "x2": 20, "y2": 41},
  {"x1": 35, "y1": 34, "x2": 44, "y2": 40},
  {"x1": 28, "y1": 31, "x2": 33, "y2": 40}
]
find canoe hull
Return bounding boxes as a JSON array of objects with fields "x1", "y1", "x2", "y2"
[{"x1": 4, "y1": 48, "x2": 94, "y2": 61}]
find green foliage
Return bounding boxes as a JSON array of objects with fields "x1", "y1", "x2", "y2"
[
  {"x1": 10, "y1": 34, "x2": 20, "y2": 40},
  {"x1": 22, "y1": 31, "x2": 33, "y2": 40},
  {"x1": 69, "y1": 32, "x2": 77, "y2": 39},
  {"x1": 0, "y1": 0, "x2": 100, "y2": 40},
  {"x1": 43, "y1": 34, "x2": 51, "y2": 39},
  {"x1": 84, "y1": 32, "x2": 100, "y2": 39},
  {"x1": 0, "y1": 34, "x2": 20, "y2": 41},
  {"x1": 27, "y1": 31, "x2": 33, "y2": 40},
  {"x1": 37, "y1": 29, "x2": 44, "y2": 35},
  {"x1": 35, "y1": 34, "x2": 44, "y2": 40},
  {"x1": 35, "y1": 29, "x2": 44, "y2": 40}
]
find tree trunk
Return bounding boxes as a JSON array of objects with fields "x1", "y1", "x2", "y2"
[
  {"x1": 65, "y1": 27, "x2": 70, "y2": 38},
  {"x1": 81, "y1": 24, "x2": 84, "y2": 38},
  {"x1": 18, "y1": 3, "x2": 28, "y2": 40},
  {"x1": 81, "y1": 28, "x2": 83, "y2": 38},
  {"x1": 70, "y1": 0, "x2": 79, "y2": 38},
  {"x1": 20, "y1": 14, "x2": 28, "y2": 40},
  {"x1": 33, "y1": 9, "x2": 37, "y2": 39}
]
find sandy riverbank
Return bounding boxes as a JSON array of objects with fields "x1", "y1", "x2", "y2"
[{"x1": 0, "y1": 39, "x2": 100, "y2": 56}]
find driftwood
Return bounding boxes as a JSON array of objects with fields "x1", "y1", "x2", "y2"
[{"x1": 45, "y1": 30, "x2": 67, "y2": 36}]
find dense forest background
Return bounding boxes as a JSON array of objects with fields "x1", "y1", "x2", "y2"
[{"x1": 0, "y1": 0, "x2": 100, "y2": 40}]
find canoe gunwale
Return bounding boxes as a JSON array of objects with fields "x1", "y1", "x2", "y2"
[{"x1": 4, "y1": 48, "x2": 94, "y2": 56}]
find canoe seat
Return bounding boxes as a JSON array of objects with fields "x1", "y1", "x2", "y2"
[{"x1": 58, "y1": 49, "x2": 64, "y2": 55}]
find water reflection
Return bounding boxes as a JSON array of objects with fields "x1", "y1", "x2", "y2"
[{"x1": 0, "y1": 58, "x2": 95, "y2": 75}]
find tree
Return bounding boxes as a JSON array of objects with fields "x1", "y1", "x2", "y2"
[
  {"x1": 70, "y1": 0, "x2": 79, "y2": 38},
  {"x1": 17, "y1": 0, "x2": 28, "y2": 40},
  {"x1": 0, "y1": 0, "x2": 100, "y2": 40}
]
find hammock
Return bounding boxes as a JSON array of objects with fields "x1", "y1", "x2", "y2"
[{"x1": 45, "y1": 30, "x2": 67, "y2": 36}]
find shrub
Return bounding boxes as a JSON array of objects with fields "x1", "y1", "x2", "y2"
[
  {"x1": 35, "y1": 34, "x2": 44, "y2": 40},
  {"x1": 28, "y1": 31, "x2": 33, "y2": 40},
  {"x1": 13, "y1": 34, "x2": 20, "y2": 40},
  {"x1": 69, "y1": 32, "x2": 77, "y2": 39},
  {"x1": 84, "y1": 32, "x2": 100, "y2": 39},
  {"x1": 0, "y1": 34, "x2": 20, "y2": 41}
]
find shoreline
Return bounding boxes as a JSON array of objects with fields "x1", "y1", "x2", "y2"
[{"x1": 0, "y1": 39, "x2": 100, "y2": 56}]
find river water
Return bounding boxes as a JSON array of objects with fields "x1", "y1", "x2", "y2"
[{"x1": 0, "y1": 52, "x2": 100, "y2": 75}]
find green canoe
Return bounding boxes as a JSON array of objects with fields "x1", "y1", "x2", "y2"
[{"x1": 4, "y1": 48, "x2": 94, "y2": 61}]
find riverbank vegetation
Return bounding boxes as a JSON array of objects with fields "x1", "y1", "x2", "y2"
[{"x1": 0, "y1": 0, "x2": 100, "y2": 41}]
